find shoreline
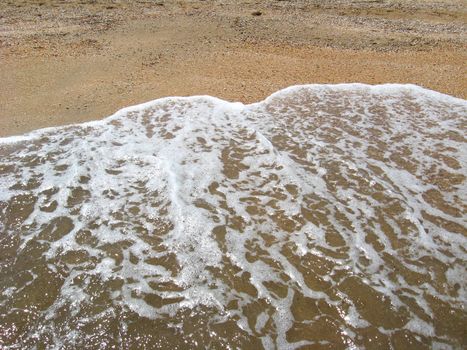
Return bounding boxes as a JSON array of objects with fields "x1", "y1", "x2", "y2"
[{"x1": 1, "y1": 82, "x2": 465, "y2": 143}]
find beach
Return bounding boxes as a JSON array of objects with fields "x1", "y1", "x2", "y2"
[
  {"x1": 1, "y1": 2, "x2": 467, "y2": 348},
  {"x1": 1, "y1": 0, "x2": 466, "y2": 136}
]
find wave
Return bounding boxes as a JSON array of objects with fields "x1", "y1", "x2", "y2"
[{"x1": 0, "y1": 84, "x2": 466, "y2": 349}]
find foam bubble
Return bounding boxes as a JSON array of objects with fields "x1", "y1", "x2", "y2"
[{"x1": 0, "y1": 84, "x2": 466, "y2": 349}]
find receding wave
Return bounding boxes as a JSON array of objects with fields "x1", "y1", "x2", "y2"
[{"x1": 0, "y1": 84, "x2": 466, "y2": 349}]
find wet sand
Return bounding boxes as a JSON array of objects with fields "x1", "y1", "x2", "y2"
[
  {"x1": 0, "y1": 0, "x2": 466, "y2": 137},
  {"x1": 1, "y1": 85, "x2": 466, "y2": 348}
]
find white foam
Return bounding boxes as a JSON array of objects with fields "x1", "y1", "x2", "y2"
[{"x1": 0, "y1": 84, "x2": 466, "y2": 348}]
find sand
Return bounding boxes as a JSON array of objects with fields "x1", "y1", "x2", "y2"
[{"x1": 0, "y1": 0, "x2": 466, "y2": 137}]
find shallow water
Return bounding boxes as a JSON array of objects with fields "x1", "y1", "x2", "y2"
[{"x1": 0, "y1": 84, "x2": 466, "y2": 349}]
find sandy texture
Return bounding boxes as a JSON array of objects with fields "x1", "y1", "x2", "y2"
[{"x1": 0, "y1": 0, "x2": 466, "y2": 137}]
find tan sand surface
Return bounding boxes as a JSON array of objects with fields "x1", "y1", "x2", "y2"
[{"x1": 0, "y1": 0, "x2": 466, "y2": 136}]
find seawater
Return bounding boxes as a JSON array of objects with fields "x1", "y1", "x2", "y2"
[{"x1": 0, "y1": 84, "x2": 466, "y2": 349}]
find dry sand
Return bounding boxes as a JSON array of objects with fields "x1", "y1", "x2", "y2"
[{"x1": 0, "y1": 0, "x2": 466, "y2": 137}]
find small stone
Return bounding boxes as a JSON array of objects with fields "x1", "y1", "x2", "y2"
[{"x1": 251, "y1": 11, "x2": 262, "y2": 16}]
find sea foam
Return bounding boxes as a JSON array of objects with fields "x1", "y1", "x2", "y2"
[{"x1": 0, "y1": 84, "x2": 466, "y2": 349}]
